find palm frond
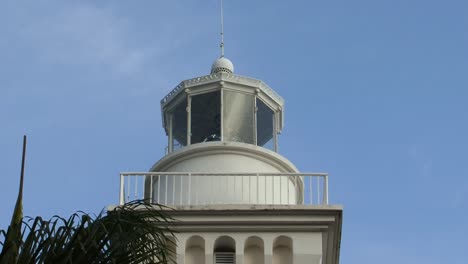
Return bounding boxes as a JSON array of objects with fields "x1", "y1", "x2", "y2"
[
  {"x1": 0, "y1": 136, "x2": 27, "y2": 264},
  {"x1": 1, "y1": 199, "x2": 176, "y2": 264}
]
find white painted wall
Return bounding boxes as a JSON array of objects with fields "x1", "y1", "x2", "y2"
[
  {"x1": 185, "y1": 247, "x2": 205, "y2": 264},
  {"x1": 150, "y1": 142, "x2": 303, "y2": 205}
]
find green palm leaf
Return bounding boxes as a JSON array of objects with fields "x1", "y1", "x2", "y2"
[
  {"x1": 0, "y1": 136, "x2": 27, "y2": 264},
  {"x1": 1, "y1": 136, "x2": 176, "y2": 263},
  {"x1": 1, "y1": 200, "x2": 176, "y2": 264}
]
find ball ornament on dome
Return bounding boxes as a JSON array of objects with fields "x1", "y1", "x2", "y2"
[{"x1": 211, "y1": 57, "x2": 234, "y2": 74}]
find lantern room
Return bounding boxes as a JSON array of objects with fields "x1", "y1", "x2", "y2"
[{"x1": 161, "y1": 57, "x2": 285, "y2": 154}]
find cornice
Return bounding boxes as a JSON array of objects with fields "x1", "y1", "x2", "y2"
[{"x1": 160, "y1": 73, "x2": 284, "y2": 110}]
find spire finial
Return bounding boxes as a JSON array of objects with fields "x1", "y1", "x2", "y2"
[
  {"x1": 211, "y1": 0, "x2": 234, "y2": 74},
  {"x1": 220, "y1": 0, "x2": 225, "y2": 57}
]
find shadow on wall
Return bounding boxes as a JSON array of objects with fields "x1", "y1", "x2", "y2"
[
  {"x1": 244, "y1": 236, "x2": 265, "y2": 264},
  {"x1": 185, "y1": 236, "x2": 205, "y2": 264},
  {"x1": 273, "y1": 236, "x2": 293, "y2": 264}
]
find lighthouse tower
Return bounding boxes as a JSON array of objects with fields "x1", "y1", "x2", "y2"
[{"x1": 118, "y1": 54, "x2": 343, "y2": 264}]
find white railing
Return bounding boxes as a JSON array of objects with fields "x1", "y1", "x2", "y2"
[{"x1": 119, "y1": 172, "x2": 329, "y2": 206}]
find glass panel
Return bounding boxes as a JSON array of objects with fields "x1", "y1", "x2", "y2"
[
  {"x1": 172, "y1": 138, "x2": 184, "y2": 151},
  {"x1": 256, "y1": 98, "x2": 274, "y2": 149},
  {"x1": 171, "y1": 97, "x2": 187, "y2": 147},
  {"x1": 223, "y1": 91, "x2": 254, "y2": 144},
  {"x1": 191, "y1": 91, "x2": 221, "y2": 144}
]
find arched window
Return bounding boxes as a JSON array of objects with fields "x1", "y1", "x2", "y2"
[
  {"x1": 214, "y1": 236, "x2": 236, "y2": 264},
  {"x1": 185, "y1": 236, "x2": 205, "y2": 264},
  {"x1": 273, "y1": 236, "x2": 293, "y2": 264},
  {"x1": 244, "y1": 236, "x2": 264, "y2": 264}
]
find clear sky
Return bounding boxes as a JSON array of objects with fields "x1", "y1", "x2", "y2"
[{"x1": 1, "y1": 0, "x2": 467, "y2": 263}]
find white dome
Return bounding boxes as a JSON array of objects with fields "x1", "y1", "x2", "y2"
[
  {"x1": 211, "y1": 57, "x2": 234, "y2": 74},
  {"x1": 149, "y1": 142, "x2": 301, "y2": 205}
]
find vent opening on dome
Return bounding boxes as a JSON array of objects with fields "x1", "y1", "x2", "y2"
[{"x1": 212, "y1": 67, "x2": 233, "y2": 74}]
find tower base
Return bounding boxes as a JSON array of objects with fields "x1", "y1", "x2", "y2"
[{"x1": 164, "y1": 204, "x2": 342, "y2": 264}]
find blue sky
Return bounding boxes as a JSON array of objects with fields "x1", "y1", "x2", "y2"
[{"x1": 1, "y1": 0, "x2": 467, "y2": 263}]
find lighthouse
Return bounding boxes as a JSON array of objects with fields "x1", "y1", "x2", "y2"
[
  {"x1": 118, "y1": 53, "x2": 343, "y2": 264},
  {"x1": 118, "y1": 3, "x2": 342, "y2": 262}
]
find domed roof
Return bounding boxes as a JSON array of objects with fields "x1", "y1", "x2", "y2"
[{"x1": 211, "y1": 57, "x2": 234, "y2": 74}]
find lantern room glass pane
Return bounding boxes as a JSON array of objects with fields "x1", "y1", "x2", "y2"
[
  {"x1": 223, "y1": 91, "x2": 254, "y2": 144},
  {"x1": 171, "y1": 97, "x2": 187, "y2": 148},
  {"x1": 191, "y1": 91, "x2": 221, "y2": 144},
  {"x1": 256, "y1": 98, "x2": 274, "y2": 149}
]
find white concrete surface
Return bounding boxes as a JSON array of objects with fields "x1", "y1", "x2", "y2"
[{"x1": 150, "y1": 142, "x2": 302, "y2": 205}]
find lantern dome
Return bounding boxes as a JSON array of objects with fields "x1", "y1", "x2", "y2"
[{"x1": 211, "y1": 57, "x2": 234, "y2": 74}]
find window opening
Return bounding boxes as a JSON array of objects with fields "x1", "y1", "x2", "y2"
[
  {"x1": 170, "y1": 97, "x2": 188, "y2": 149},
  {"x1": 256, "y1": 98, "x2": 275, "y2": 150},
  {"x1": 191, "y1": 91, "x2": 221, "y2": 144}
]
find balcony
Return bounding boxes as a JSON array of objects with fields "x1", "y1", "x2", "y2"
[{"x1": 119, "y1": 172, "x2": 329, "y2": 206}]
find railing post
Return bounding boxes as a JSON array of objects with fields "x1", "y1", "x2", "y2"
[
  {"x1": 135, "y1": 176, "x2": 138, "y2": 200},
  {"x1": 188, "y1": 173, "x2": 192, "y2": 205},
  {"x1": 324, "y1": 175, "x2": 329, "y2": 205},
  {"x1": 256, "y1": 173, "x2": 259, "y2": 204},
  {"x1": 309, "y1": 176, "x2": 312, "y2": 204},
  {"x1": 165, "y1": 175, "x2": 168, "y2": 205},
  {"x1": 248, "y1": 175, "x2": 251, "y2": 204},
  {"x1": 233, "y1": 174, "x2": 236, "y2": 203},
  {"x1": 279, "y1": 174, "x2": 282, "y2": 204},
  {"x1": 317, "y1": 176, "x2": 323, "y2": 204},
  {"x1": 157, "y1": 175, "x2": 160, "y2": 204},
  {"x1": 172, "y1": 175, "x2": 176, "y2": 205},
  {"x1": 149, "y1": 175, "x2": 153, "y2": 203},
  {"x1": 195, "y1": 175, "x2": 198, "y2": 205},
  {"x1": 210, "y1": 175, "x2": 213, "y2": 205},
  {"x1": 180, "y1": 176, "x2": 183, "y2": 205},
  {"x1": 119, "y1": 174, "x2": 125, "y2": 205},
  {"x1": 241, "y1": 175, "x2": 244, "y2": 204},
  {"x1": 127, "y1": 175, "x2": 130, "y2": 202},
  {"x1": 272, "y1": 175, "x2": 274, "y2": 204}
]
